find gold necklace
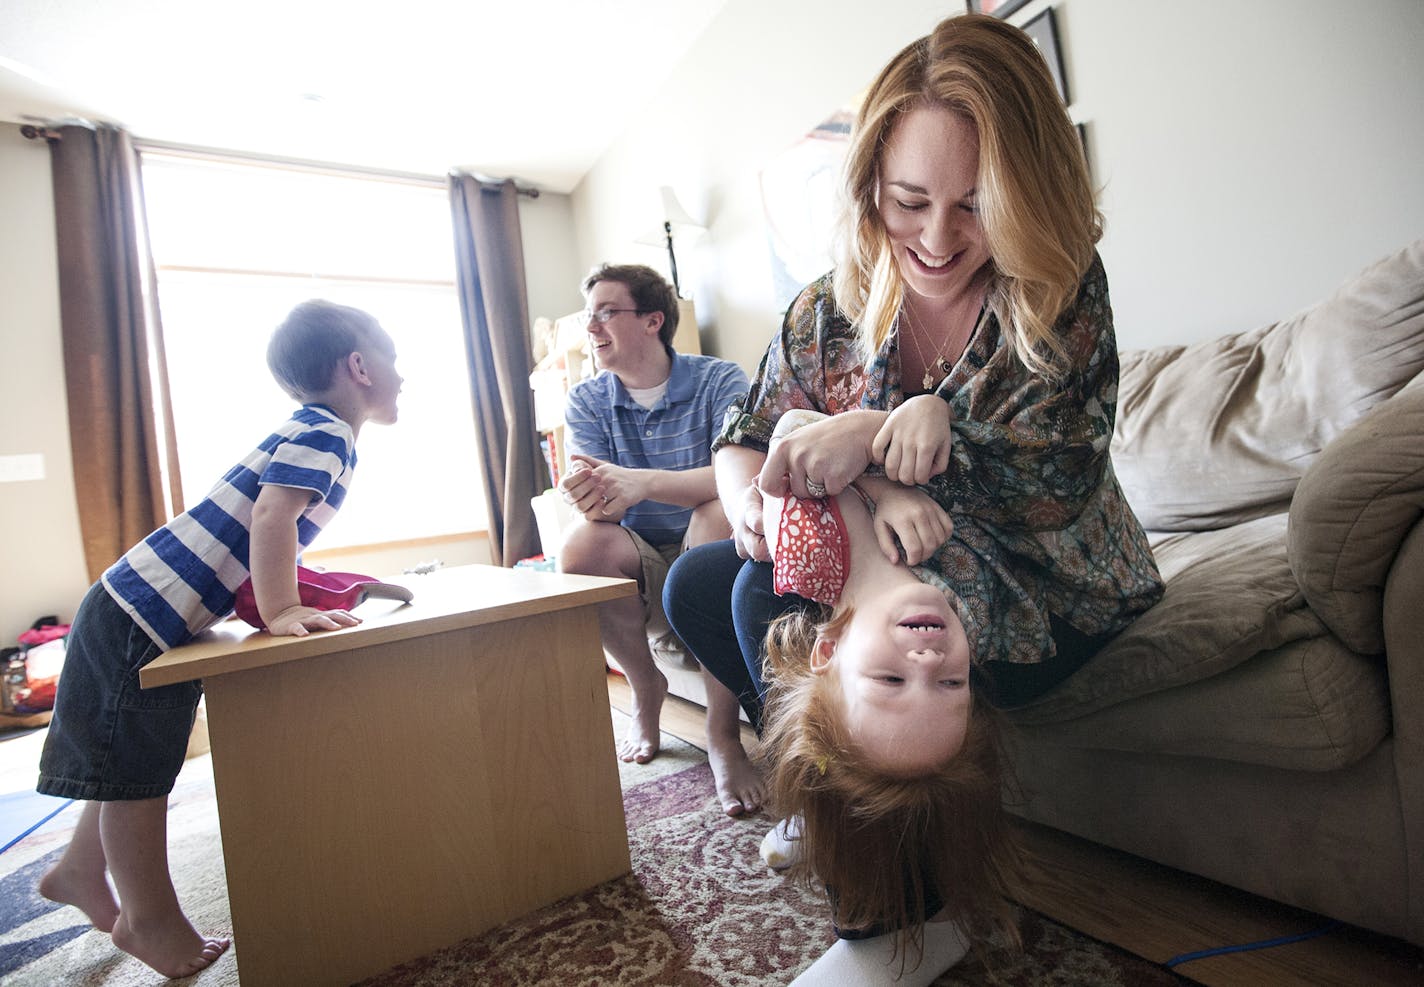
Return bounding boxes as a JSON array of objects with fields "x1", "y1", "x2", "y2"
[
  {"x1": 901, "y1": 305, "x2": 952, "y2": 391},
  {"x1": 900, "y1": 298, "x2": 989, "y2": 391}
]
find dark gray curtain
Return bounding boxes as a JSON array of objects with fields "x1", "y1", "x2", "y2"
[
  {"x1": 48, "y1": 123, "x2": 181, "y2": 581},
  {"x1": 448, "y1": 176, "x2": 543, "y2": 567}
]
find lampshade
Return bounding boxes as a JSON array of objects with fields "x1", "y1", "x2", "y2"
[
  {"x1": 634, "y1": 186, "x2": 705, "y2": 246},
  {"x1": 633, "y1": 186, "x2": 705, "y2": 298}
]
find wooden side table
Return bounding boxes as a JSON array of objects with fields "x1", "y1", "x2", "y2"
[{"x1": 142, "y1": 564, "x2": 636, "y2": 986}]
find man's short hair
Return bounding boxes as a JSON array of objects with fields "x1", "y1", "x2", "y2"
[
  {"x1": 581, "y1": 263, "x2": 680, "y2": 348},
  {"x1": 267, "y1": 299, "x2": 382, "y2": 401}
]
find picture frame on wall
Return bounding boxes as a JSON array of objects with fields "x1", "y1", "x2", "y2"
[
  {"x1": 967, "y1": 0, "x2": 1032, "y2": 17},
  {"x1": 1023, "y1": 7, "x2": 1070, "y2": 105}
]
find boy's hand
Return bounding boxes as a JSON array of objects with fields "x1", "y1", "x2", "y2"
[
  {"x1": 857, "y1": 478, "x2": 953, "y2": 566},
  {"x1": 264, "y1": 605, "x2": 362, "y2": 638},
  {"x1": 871, "y1": 394, "x2": 953, "y2": 486}
]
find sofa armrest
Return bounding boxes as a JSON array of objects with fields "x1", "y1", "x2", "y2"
[{"x1": 1287, "y1": 381, "x2": 1424, "y2": 653}]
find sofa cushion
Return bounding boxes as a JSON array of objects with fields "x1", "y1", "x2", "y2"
[
  {"x1": 1008, "y1": 514, "x2": 1326, "y2": 723},
  {"x1": 1010, "y1": 635, "x2": 1390, "y2": 771},
  {"x1": 1288, "y1": 382, "x2": 1424, "y2": 654},
  {"x1": 1112, "y1": 239, "x2": 1424, "y2": 532}
]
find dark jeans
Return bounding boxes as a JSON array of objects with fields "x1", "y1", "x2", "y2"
[{"x1": 663, "y1": 540, "x2": 804, "y2": 735}]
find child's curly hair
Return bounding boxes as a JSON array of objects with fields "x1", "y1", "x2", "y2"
[{"x1": 759, "y1": 604, "x2": 1022, "y2": 970}]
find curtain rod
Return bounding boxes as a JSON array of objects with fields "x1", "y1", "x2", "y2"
[
  {"x1": 18, "y1": 124, "x2": 539, "y2": 198},
  {"x1": 137, "y1": 138, "x2": 541, "y2": 198}
]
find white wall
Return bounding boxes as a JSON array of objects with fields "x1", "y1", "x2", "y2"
[
  {"x1": 1065, "y1": 0, "x2": 1424, "y2": 343},
  {"x1": 0, "y1": 127, "x2": 89, "y2": 642},
  {"x1": 519, "y1": 190, "x2": 587, "y2": 324},
  {"x1": 573, "y1": 0, "x2": 1424, "y2": 370},
  {"x1": 573, "y1": 0, "x2": 950, "y2": 372}
]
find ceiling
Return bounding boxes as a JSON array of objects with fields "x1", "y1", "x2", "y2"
[{"x1": 0, "y1": 0, "x2": 730, "y2": 194}]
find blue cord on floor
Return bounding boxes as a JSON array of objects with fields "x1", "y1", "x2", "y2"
[
  {"x1": 1165, "y1": 920, "x2": 1343, "y2": 967},
  {"x1": 0, "y1": 799, "x2": 74, "y2": 855}
]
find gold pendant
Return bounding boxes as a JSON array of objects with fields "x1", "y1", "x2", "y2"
[{"x1": 923, "y1": 369, "x2": 934, "y2": 390}]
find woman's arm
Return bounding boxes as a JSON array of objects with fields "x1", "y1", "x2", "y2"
[{"x1": 717, "y1": 443, "x2": 770, "y2": 561}]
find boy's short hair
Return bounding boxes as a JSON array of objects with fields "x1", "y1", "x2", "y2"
[
  {"x1": 581, "y1": 263, "x2": 680, "y2": 348},
  {"x1": 267, "y1": 300, "x2": 382, "y2": 401}
]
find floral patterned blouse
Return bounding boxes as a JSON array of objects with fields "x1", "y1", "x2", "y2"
[{"x1": 717, "y1": 256, "x2": 1164, "y2": 668}]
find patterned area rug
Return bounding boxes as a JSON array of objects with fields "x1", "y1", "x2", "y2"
[{"x1": 0, "y1": 714, "x2": 1195, "y2": 985}]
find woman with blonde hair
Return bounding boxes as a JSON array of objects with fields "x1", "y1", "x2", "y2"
[{"x1": 663, "y1": 12, "x2": 1162, "y2": 983}]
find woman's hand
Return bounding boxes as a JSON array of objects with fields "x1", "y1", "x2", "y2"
[
  {"x1": 857, "y1": 477, "x2": 953, "y2": 566},
  {"x1": 759, "y1": 410, "x2": 885, "y2": 499},
  {"x1": 731, "y1": 481, "x2": 771, "y2": 561},
  {"x1": 871, "y1": 394, "x2": 953, "y2": 486}
]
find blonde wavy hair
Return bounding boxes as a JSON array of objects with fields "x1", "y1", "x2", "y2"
[
  {"x1": 759, "y1": 606, "x2": 1022, "y2": 970},
  {"x1": 832, "y1": 13, "x2": 1101, "y2": 379}
]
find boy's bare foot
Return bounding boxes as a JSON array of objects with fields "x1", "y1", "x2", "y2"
[
  {"x1": 617, "y1": 671, "x2": 667, "y2": 764},
  {"x1": 39, "y1": 862, "x2": 119, "y2": 933},
  {"x1": 111, "y1": 910, "x2": 230, "y2": 979},
  {"x1": 708, "y1": 739, "x2": 764, "y2": 817}
]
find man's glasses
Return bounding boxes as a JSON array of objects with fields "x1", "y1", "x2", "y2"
[{"x1": 581, "y1": 308, "x2": 645, "y2": 325}]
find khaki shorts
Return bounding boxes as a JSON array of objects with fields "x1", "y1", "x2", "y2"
[{"x1": 624, "y1": 528, "x2": 683, "y2": 642}]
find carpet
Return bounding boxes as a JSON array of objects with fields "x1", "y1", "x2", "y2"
[{"x1": 0, "y1": 715, "x2": 1195, "y2": 986}]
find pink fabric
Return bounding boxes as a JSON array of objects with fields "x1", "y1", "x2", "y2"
[{"x1": 233, "y1": 566, "x2": 413, "y2": 629}]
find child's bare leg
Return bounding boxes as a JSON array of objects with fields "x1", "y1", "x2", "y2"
[
  {"x1": 598, "y1": 594, "x2": 667, "y2": 763},
  {"x1": 704, "y1": 674, "x2": 763, "y2": 816},
  {"x1": 100, "y1": 797, "x2": 229, "y2": 978},
  {"x1": 38, "y1": 800, "x2": 119, "y2": 932}
]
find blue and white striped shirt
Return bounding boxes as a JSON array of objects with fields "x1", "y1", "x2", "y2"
[
  {"x1": 565, "y1": 352, "x2": 748, "y2": 546},
  {"x1": 102, "y1": 404, "x2": 357, "y2": 650}
]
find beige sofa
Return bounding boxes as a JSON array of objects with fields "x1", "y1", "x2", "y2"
[{"x1": 1004, "y1": 240, "x2": 1424, "y2": 947}]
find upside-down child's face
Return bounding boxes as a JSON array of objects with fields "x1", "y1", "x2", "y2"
[{"x1": 813, "y1": 580, "x2": 972, "y2": 777}]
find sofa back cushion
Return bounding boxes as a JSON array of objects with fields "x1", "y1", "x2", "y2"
[{"x1": 1112, "y1": 239, "x2": 1424, "y2": 532}]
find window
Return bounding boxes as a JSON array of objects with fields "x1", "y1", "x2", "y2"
[{"x1": 140, "y1": 152, "x2": 484, "y2": 548}]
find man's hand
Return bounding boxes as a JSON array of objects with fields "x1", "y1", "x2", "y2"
[
  {"x1": 871, "y1": 394, "x2": 953, "y2": 485},
  {"x1": 560, "y1": 455, "x2": 623, "y2": 520}
]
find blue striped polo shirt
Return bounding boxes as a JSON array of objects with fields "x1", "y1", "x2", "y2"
[
  {"x1": 565, "y1": 352, "x2": 749, "y2": 546},
  {"x1": 102, "y1": 404, "x2": 357, "y2": 650}
]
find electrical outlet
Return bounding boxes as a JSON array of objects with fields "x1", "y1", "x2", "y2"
[{"x1": 0, "y1": 454, "x2": 45, "y2": 483}]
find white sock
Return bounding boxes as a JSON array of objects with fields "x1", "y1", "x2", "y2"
[
  {"x1": 790, "y1": 919, "x2": 970, "y2": 987},
  {"x1": 759, "y1": 815, "x2": 804, "y2": 871}
]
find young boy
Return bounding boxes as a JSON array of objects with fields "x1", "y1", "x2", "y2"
[{"x1": 36, "y1": 299, "x2": 402, "y2": 978}]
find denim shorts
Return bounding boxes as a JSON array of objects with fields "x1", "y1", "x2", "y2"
[{"x1": 37, "y1": 582, "x2": 203, "y2": 801}]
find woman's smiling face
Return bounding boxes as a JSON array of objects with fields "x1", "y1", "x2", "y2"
[{"x1": 876, "y1": 101, "x2": 992, "y2": 305}]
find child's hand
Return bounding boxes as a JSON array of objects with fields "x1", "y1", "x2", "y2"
[
  {"x1": 265, "y1": 606, "x2": 362, "y2": 638},
  {"x1": 871, "y1": 394, "x2": 953, "y2": 486},
  {"x1": 860, "y1": 480, "x2": 953, "y2": 566}
]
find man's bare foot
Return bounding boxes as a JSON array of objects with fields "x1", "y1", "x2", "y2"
[
  {"x1": 111, "y1": 910, "x2": 230, "y2": 979},
  {"x1": 39, "y1": 862, "x2": 119, "y2": 933},
  {"x1": 708, "y1": 739, "x2": 765, "y2": 817},
  {"x1": 618, "y1": 671, "x2": 667, "y2": 764}
]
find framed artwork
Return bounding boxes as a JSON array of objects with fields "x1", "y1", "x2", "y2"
[
  {"x1": 968, "y1": 0, "x2": 1032, "y2": 16},
  {"x1": 1023, "y1": 7, "x2": 1069, "y2": 105}
]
